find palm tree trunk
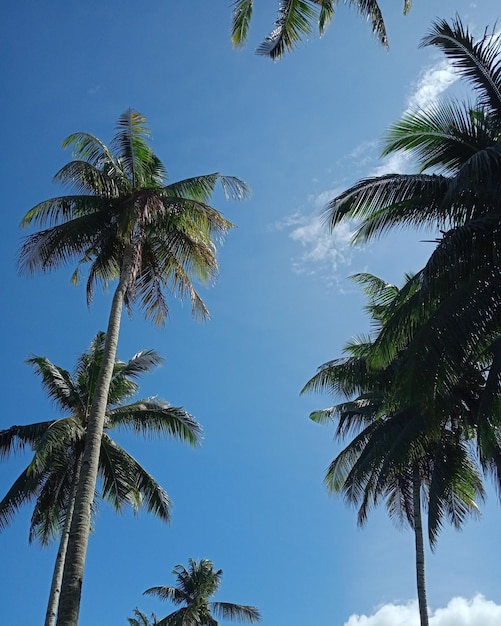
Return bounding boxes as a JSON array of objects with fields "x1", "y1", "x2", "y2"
[
  {"x1": 45, "y1": 452, "x2": 83, "y2": 626},
  {"x1": 412, "y1": 467, "x2": 429, "y2": 626},
  {"x1": 56, "y1": 250, "x2": 134, "y2": 626}
]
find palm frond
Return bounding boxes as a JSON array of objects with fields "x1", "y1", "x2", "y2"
[
  {"x1": 324, "y1": 174, "x2": 450, "y2": 241},
  {"x1": 421, "y1": 17, "x2": 501, "y2": 116},
  {"x1": 231, "y1": 0, "x2": 254, "y2": 47},
  {"x1": 211, "y1": 602, "x2": 261, "y2": 623}
]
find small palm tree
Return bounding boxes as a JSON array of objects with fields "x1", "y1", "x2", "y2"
[
  {"x1": 128, "y1": 608, "x2": 159, "y2": 626},
  {"x1": 143, "y1": 559, "x2": 261, "y2": 626},
  {"x1": 19, "y1": 110, "x2": 249, "y2": 626},
  {"x1": 302, "y1": 274, "x2": 485, "y2": 626},
  {"x1": 0, "y1": 332, "x2": 201, "y2": 626},
  {"x1": 231, "y1": 0, "x2": 413, "y2": 59}
]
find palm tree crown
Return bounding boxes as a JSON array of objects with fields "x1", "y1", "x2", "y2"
[
  {"x1": 20, "y1": 109, "x2": 250, "y2": 324},
  {"x1": 143, "y1": 558, "x2": 261, "y2": 626}
]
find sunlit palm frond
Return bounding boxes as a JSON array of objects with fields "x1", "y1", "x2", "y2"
[
  {"x1": 231, "y1": 0, "x2": 254, "y2": 47},
  {"x1": 0, "y1": 421, "x2": 53, "y2": 457},
  {"x1": 108, "y1": 401, "x2": 202, "y2": 446}
]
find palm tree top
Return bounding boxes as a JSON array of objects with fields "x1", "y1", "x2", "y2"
[
  {"x1": 18, "y1": 109, "x2": 251, "y2": 324},
  {"x1": 143, "y1": 558, "x2": 261, "y2": 626}
]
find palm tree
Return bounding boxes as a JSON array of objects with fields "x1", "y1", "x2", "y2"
[
  {"x1": 18, "y1": 110, "x2": 249, "y2": 626},
  {"x1": 143, "y1": 558, "x2": 261, "y2": 626},
  {"x1": 231, "y1": 0, "x2": 413, "y2": 59},
  {"x1": 0, "y1": 332, "x2": 201, "y2": 626},
  {"x1": 302, "y1": 274, "x2": 485, "y2": 626},
  {"x1": 128, "y1": 608, "x2": 159, "y2": 626},
  {"x1": 324, "y1": 17, "x2": 501, "y2": 402}
]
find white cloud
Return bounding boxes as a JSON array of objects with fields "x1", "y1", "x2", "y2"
[
  {"x1": 288, "y1": 214, "x2": 357, "y2": 278},
  {"x1": 343, "y1": 595, "x2": 501, "y2": 626},
  {"x1": 371, "y1": 59, "x2": 458, "y2": 177},
  {"x1": 278, "y1": 58, "x2": 459, "y2": 281},
  {"x1": 406, "y1": 60, "x2": 458, "y2": 113}
]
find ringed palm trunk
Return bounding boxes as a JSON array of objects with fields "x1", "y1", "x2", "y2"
[
  {"x1": 56, "y1": 250, "x2": 134, "y2": 626},
  {"x1": 412, "y1": 466, "x2": 429, "y2": 626},
  {"x1": 45, "y1": 452, "x2": 83, "y2": 626}
]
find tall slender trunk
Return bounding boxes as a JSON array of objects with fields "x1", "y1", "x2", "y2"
[
  {"x1": 45, "y1": 452, "x2": 83, "y2": 626},
  {"x1": 412, "y1": 466, "x2": 429, "y2": 626},
  {"x1": 56, "y1": 251, "x2": 134, "y2": 626}
]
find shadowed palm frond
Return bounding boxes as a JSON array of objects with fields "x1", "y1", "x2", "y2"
[
  {"x1": 421, "y1": 17, "x2": 501, "y2": 116},
  {"x1": 211, "y1": 602, "x2": 261, "y2": 623}
]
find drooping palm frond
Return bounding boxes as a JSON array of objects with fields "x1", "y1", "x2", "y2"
[
  {"x1": 233, "y1": 0, "x2": 394, "y2": 59},
  {"x1": 325, "y1": 174, "x2": 451, "y2": 241},
  {"x1": 211, "y1": 602, "x2": 261, "y2": 623},
  {"x1": 231, "y1": 0, "x2": 254, "y2": 48},
  {"x1": 421, "y1": 17, "x2": 501, "y2": 117}
]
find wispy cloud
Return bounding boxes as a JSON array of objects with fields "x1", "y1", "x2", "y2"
[
  {"x1": 277, "y1": 57, "x2": 458, "y2": 282},
  {"x1": 343, "y1": 595, "x2": 501, "y2": 626},
  {"x1": 372, "y1": 60, "x2": 458, "y2": 176}
]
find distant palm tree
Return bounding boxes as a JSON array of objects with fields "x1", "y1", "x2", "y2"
[
  {"x1": 324, "y1": 17, "x2": 501, "y2": 403},
  {"x1": 0, "y1": 332, "x2": 201, "y2": 626},
  {"x1": 231, "y1": 0, "x2": 413, "y2": 59},
  {"x1": 303, "y1": 274, "x2": 485, "y2": 626},
  {"x1": 19, "y1": 110, "x2": 249, "y2": 625},
  {"x1": 143, "y1": 558, "x2": 261, "y2": 626},
  {"x1": 128, "y1": 608, "x2": 159, "y2": 626}
]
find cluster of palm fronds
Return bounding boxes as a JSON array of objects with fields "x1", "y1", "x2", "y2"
[{"x1": 303, "y1": 17, "x2": 501, "y2": 626}]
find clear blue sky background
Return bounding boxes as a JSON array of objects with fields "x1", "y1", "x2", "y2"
[{"x1": 1, "y1": 2, "x2": 500, "y2": 625}]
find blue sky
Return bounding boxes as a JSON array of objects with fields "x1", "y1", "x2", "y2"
[{"x1": 1, "y1": 1, "x2": 501, "y2": 625}]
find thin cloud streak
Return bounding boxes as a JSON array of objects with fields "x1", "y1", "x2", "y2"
[{"x1": 279, "y1": 56, "x2": 458, "y2": 282}]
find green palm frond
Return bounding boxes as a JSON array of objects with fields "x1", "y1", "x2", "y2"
[
  {"x1": 243, "y1": 0, "x2": 388, "y2": 59},
  {"x1": 256, "y1": 0, "x2": 318, "y2": 58},
  {"x1": 325, "y1": 174, "x2": 450, "y2": 241},
  {"x1": 0, "y1": 465, "x2": 43, "y2": 530},
  {"x1": 108, "y1": 401, "x2": 202, "y2": 446},
  {"x1": 143, "y1": 586, "x2": 187, "y2": 604},
  {"x1": 382, "y1": 101, "x2": 500, "y2": 174},
  {"x1": 99, "y1": 435, "x2": 171, "y2": 520},
  {"x1": 0, "y1": 421, "x2": 53, "y2": 457},
  {"x1": 27, "y1": 356, "x2": 83, "y2": 413}
]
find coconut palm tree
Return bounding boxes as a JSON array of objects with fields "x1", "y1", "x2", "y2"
[
  {"x1": 231, "y1": 0, "x2": 413, "y2": 59},
  {"x1": 0, "y1": 332, "x2": 201, "y2": 626},
  {"x1": 127, "y1": 608, "x2": 159, "y2": 626},
  {"x1": 18, "y1": 110, "x2": 249, "y2": 626},
  {"x1": 302, "y1": 274, "x2": 485, "y2": 626},
  {"x1": 143, "y1": 558, "x2": 261, "y2": 626},
  {"x1": 323, "y1": 17, "x2": 501, "y2": 402}
]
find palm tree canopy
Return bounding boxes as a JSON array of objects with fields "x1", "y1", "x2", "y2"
[
  {"x1": 231, "y1": 0, "x2": 413, "y2": 59},
  {"x1": 19, "y1": 110, "x2": 251, "y2": 324},
  {"x1": 0, "y1": 332, "x2": 202, "y2": 544},
  {"x1": 144, "y1": 559, "x2": 261, "y2": 626},
  {"x1": 303, "y1": 273, "x2": 486, "y2": 547},
  {"x1": 321, "y1": 17, "x2": 501, "y2": 401}
]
